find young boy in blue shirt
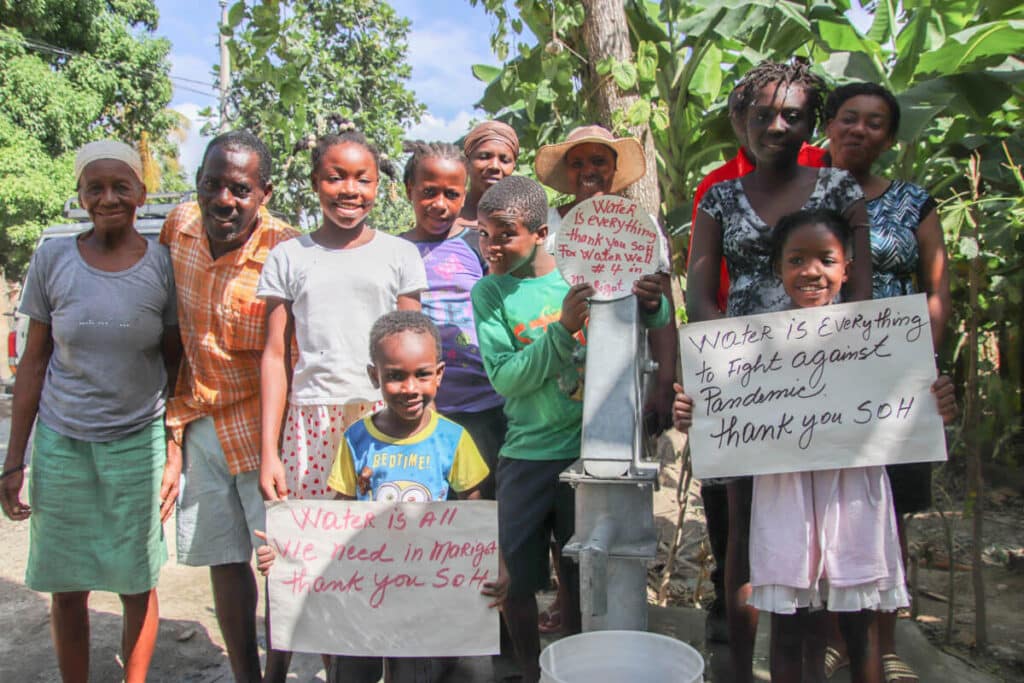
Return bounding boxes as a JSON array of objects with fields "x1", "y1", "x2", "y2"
[
  {"x1": 470, "y1": 176, "x2": 670, "y2": 682},
  {"x1": 328, "y1": 311, "x2": 491, "y2": 505},
  {"x1": 258, "y1": 310, "x2": 506, "y2": 683}
]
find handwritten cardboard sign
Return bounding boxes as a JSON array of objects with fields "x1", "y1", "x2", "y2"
[
  {"x1": 680, "y1": 294, "x2": 947, "y2": 479},
  {"x1": 554, "y1": 195, "x2": 661, "y2": 300},
  {"x1": 267, "y1": 500, "x2": 499, "y2": 657}
]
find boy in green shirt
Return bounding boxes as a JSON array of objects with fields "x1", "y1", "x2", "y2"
[{"x1": 471, "y1": 176, "x2": 669, "y2": 682}]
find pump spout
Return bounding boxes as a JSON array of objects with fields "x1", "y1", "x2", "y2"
[{"x1": 578, "y1": 514, "x2": 615, "y2": 618}]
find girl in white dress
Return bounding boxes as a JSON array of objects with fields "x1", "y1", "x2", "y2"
[{"x1": 676, "y1": 208, "x2": 956, "y2": 683}]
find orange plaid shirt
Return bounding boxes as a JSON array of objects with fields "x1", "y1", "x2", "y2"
[{"x1": 161, "y1": 202, "x2": 299, "y2": 474}]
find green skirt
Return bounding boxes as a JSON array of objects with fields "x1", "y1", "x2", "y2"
[{"x1": 26, "y1": 418, "x2": 168, "y2": 595}]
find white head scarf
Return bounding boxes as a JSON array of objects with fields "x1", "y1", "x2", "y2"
[{"x1": 74, "y1": 140, "x2": 144, "y2": 183}]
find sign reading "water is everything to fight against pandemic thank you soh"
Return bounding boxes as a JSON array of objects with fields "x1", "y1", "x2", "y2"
[{"x1": 680, "y1": 294, "x2": 948, "y2": 479}]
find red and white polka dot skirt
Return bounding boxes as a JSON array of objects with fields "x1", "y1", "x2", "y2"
[{"x1": 280, "y1": 401, "x2": 382, "y2": 500}]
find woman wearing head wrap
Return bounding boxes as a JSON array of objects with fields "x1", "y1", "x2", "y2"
[
  {"x1": 459, "y1": 120, "x2": 520, "y2": 227},
  {"x1": 1, "y1": 141, "x2": 180, "y2": 682}
]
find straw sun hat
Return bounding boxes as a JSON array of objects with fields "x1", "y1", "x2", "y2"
[{"x1": 534, "y1": 125, "x2": 646, "y2": 195}]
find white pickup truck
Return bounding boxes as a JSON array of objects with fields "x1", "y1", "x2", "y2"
[{"x1": 7, "y1": 192, "x2": 191, "y2": 376}]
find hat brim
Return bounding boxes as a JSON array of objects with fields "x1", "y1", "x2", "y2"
[{"x1": 534, "y1": 135, "x2": 646, "y2": 196}]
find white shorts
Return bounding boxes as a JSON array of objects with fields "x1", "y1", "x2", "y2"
[{"x1": 176, "y1": 417, "x2": 265, "y2": 566}]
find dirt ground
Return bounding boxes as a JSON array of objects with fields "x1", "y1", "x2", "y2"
[
  {"x1": 907, "y1": 484, "x2": 1024, "y2": 681},
  {"x1": 1, "y1": 398, "x2": 1021, "y2": 681},
  {"x1": 651, "y1": 431, "x2": 1024, "y2": 682},
  {"x1": 0, "y1": 397, "x2": 326, "y2": 682}
]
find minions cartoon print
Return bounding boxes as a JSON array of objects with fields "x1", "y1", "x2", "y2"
[{"x1": 374, "y1": 481, "x2": 433, "y2": 503}]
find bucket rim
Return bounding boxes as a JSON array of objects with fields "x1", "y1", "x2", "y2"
[
  {"x1": 543, "y1": 629, "x2": 702, "y2": 651},
  {"x1": 539, "y1": 629, "x2": 705, "y2": 675}
]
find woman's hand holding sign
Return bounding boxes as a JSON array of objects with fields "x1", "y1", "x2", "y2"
[
  {"x1": 633, "y1": 274, "x2": 665, "y2": 313},
  {"x1": 931, "y1": 374, "x2": 957, "y2": 424}
]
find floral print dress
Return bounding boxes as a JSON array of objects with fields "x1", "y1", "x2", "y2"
[{"x1": 868, "y1": 179, "x2": 938, "y2": 515}]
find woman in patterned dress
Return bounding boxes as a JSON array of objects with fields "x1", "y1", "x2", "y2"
[
  {"x1": 823, "y1": 81, "x2": 952, "y2": 683},
  {"x1": 687, "y1": 60, "x2": 874, "y2": 683}
]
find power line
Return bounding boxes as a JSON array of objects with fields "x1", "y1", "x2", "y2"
[
  {"x1": 2, "y1": 32, "x2": 156, "y2": 76},
  {"x1": 1, "y1": 31, "x2": 218, "y2": 99},
  {"x1": 170, "y1": 82, "x2": 218, "y2": 99},
  {"x1": 170, "y1": 74, "x2": 216, "y2": 88}
]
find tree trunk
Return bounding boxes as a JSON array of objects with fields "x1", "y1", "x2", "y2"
[
  {"x1": 580, "y1": 0, "x2": 661, "y2": 219},
  {"x1": 964, "y1": 153, "x2": 987, "y2": 648}
]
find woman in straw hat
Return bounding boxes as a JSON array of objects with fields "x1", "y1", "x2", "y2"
[
  {"x1": 534, "y1": 123, "x2": 677, "y2": 405},
  {"x1": 534, "y1": 124, "x2": 647, "y2": 223},
  {"x1": 1, "y1": 140, "x2": 180, "y2": 682},
  {"x1": 459, "y1": 120, "x2": 520, "y2": 228},
  {"x1": 533, "y1": 124, "x2": 679, "y2": 632},
  {"x1": 534, "y1": 124, "x2": 675, "y2": 281}
]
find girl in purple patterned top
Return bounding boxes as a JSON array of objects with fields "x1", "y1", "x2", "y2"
[{"x1": 401, "y1": 142, "x2": 506, "y2": 500}]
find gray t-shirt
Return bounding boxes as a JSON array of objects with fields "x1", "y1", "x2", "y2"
[{"x1": 19, "y1": 237, "x2": 178, "y2": 441}]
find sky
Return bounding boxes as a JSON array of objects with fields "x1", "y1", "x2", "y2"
[{"x1": 154, "y1": 0, "x2": 499, "y2": 177}]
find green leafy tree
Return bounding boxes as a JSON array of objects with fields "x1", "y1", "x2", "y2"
[
  {"x1": 0, "y1": 0, "x2": 177, "y2": 277},
  {"x1": 469, "y1": 0, "x2": 1023, "y2": 234},
  {"x1": 0, "y1": 115, "x2": 75, "y2": 279},
  {"x1": 216, "y1": 0, "x2": 424, "y2": 229}
]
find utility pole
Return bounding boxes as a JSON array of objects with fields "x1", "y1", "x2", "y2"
[{"x1": 218, "y1": 0, "x2": 230, "y2": 131}]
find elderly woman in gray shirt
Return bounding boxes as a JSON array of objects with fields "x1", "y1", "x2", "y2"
[{"x1": 0, "y1": 141, "x2": 180, "y2": 683}]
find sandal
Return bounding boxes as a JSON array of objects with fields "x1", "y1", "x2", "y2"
[
  {"x1": 882, "y1": 654, "x2": 920, "y2": 683},
  {"x1": 824, "y1": 646, "x2": 849, "y2": 679},
  {"x1": 538, "y1": 608, "x2": 563, "y2": 634}
]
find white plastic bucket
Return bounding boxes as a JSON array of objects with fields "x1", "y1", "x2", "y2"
[{"x1": 539, "y1": 630, "x2": 705, "y2": 683}]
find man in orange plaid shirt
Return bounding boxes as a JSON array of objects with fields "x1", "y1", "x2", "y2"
[{"x1": 161, "y1": 131, "x2": 298, "y2": 683}]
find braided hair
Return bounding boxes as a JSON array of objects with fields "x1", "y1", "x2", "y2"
[
  {"x1": 402, "y1": 140, "x2": 467, "y2": 186},
  {"x1": 311, "y1": 125, "x2": 399, "y2": 181},
  {"x1": 734, "y1": 59, "x2": 829, "y2": 132}
]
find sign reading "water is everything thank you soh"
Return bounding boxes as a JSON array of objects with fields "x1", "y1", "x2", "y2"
[
  {"x1": 680, "y1": 294, "x2": 947, "y2": 479},
  {"x1": 267, "y1": 499, "x2": 499, "y2": 657},
  {"x1": 554, "y1": 195, "x2": 661, "y2": 300}
]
